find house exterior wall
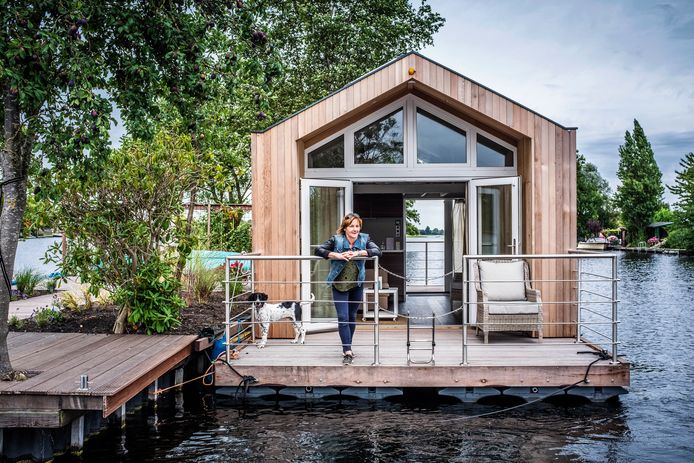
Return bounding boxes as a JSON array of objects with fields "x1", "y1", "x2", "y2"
[{"x1": 251, "y1": 53, "x2": 577, "y2": 338}]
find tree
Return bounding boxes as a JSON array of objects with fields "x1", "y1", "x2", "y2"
[
  {"x1": 614, "y1": 120, "x2": 664, "y2": 244},
  {"x1": 405, "y1": 200, "x2": 421, "y2": 236},
  {"x1": 666, "y1": 152, "x2": 694, "y2": 250},
  {"x1": 53, "y1": 130, "x2": 195, "y2": 333},
  {"x1": 195, "y1": 1, "x2": 445, "y2": 209},
  {"x1": 576, "y1": 151, "x2": 616, "y2": 239},
  {"x1": 0, "y1": 0, "x2": 269, "y2": 375}
]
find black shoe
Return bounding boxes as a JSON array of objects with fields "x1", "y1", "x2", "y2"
[{"x1": 342, "y1": 354, "x2": 353, "y2": 365}]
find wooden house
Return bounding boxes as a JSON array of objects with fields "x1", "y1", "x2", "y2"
[{"x1": 250, "y1": 52, "x2": 577, "y2": 339}]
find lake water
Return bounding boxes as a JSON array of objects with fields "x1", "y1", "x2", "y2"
[
  {"x1": 13, "y1": 236, "x2": 61, "y2": 276},
  {"x1": 47, "y1": 252, "x2": 693, "y2": 462}
]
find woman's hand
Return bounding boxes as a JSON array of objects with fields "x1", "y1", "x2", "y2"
[{"x1": 329, "y1": 250, "x2": 364, "y2": 260}]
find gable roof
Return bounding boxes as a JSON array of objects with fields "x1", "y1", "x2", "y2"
[{"x1": 254, "y1": 51, "x2": 575, "y2": 135}]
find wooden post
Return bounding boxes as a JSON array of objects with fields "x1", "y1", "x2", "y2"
[
  {"x1": 70, "y1": 415, "x2": 85, "y2": 450},
  {"x1": 175, "y1": 368, "x2": 184, "y2": 391},
  {"x1": 120, "y1": 404, "x2": 127, "y2": 428},
  {"x1": 207, "y1": 202, "x2": 211, "y2": 249}
]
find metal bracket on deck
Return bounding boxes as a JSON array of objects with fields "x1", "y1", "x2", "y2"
[{"x1": 406, "y1": 312, "x2": 436, "y2": 366}]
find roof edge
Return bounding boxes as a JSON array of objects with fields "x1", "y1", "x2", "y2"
[{"x1": 253, "y1": 51, "x2": 574, "y2": 134}]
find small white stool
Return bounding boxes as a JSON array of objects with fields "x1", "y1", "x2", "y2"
[{"x1": 362, "y1": 287, "x2": 398, "y2": 320}]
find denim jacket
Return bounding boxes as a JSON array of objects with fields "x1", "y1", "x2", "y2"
[{"x1": 315, "y1": 233, "x2": 382, "y2": 286}]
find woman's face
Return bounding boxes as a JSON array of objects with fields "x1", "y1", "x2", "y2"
[{"x1": 345, "y1": 218, "x2": 361, "y2": 240}]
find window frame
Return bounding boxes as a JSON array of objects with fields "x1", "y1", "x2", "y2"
[{"x1": 303, "y1": 94, "x2": 517, "y2": 179}]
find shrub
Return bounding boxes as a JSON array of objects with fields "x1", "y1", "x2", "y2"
[
  {"x1": 14, "y1": 268, "x2": 42, "y2": 297},
  {"x1": 59, "y1": 291, "x2": 82, "y2": 311},
  {"x1": 33, "y1": 306, "x2": 63, "y2": 328},
  {"x1": 647, "y1": 236, "x2": 660, "y2": 246},
  {"x1": 116, "y1": 257, "x2": 183, "y2": 334},
  {"x1": 186, "y1": 255, "x2": 224, "y2": 303},
  {"x1": 45, "y1": 277, "x2": 58, "y2": 293},
  {"x1": 8, "y1": 316, "x2": 25, "y2": 329},
  {"x1": 229, "y1": 221, "x2": 252, "y2": 252}
]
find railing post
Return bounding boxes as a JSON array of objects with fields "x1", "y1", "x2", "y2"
[
  {"x1": 461, "y1": 255, "x2": 468, "y2": 365},
  {"x1": 250, "y1": 259, "x2": 256, "y2": 344},
  {"x1": 424, "y1": 241, "x2": 429, "y2": 285},
  {"x1": 576, "y1": 257, "x2": 582, "y2": 343},
  {"x1": 225, "y1": 257, "x2": 231, "y2": 361},
  {"x1": 611, "y1": 254, "x2": 619, "y2": 364},
  {"x1": 373, "y1": 255, "x2": 380, "y2": 365}
]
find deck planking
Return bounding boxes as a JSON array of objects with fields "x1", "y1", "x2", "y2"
[
  {"x1": 216, "y1": 327, "x2": 630, "y2": 389},
  {"x1": 1, "y1": 332, "x2": 198, "y2": 426}
]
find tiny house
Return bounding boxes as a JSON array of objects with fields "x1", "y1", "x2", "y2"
[{"x1": 250, "y1": 52, "x2": 577, "y2": 339}]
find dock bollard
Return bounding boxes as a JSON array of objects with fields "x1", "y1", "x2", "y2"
[{"x1": 79, "y1": 374, "x2": 89, "y2": 390}]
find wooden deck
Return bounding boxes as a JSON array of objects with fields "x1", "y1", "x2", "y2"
[
  {"x1": 215, "y1": 327, "x2": 630, "y2": 390},
  {"x1": 1, "y1": 332, "x2": 198, "y2": 427}
]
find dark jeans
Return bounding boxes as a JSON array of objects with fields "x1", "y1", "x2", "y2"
[{"x1": 332, "y1": 285, "x2": 363, "y2": 354}]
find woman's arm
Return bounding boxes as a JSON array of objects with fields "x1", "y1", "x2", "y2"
[
  {"x1": 315, "y1": 236, "x2": 337, "y2": 259},
  {"x1": 364, "y1": 238, "x2": 382, "y2": 257}
]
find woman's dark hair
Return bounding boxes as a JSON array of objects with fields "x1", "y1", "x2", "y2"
[{"x1": 336, "y1": 212, "x2": 362, "y2": 234}]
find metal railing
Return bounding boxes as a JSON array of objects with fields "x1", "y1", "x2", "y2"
[
  {"x1": 222, "y1": 253, "x2": 620, "y2": 366},
  {"x1": 406, "y1": 237, "x2": 444, "y2": 286},
  {"x1": 462, "y1": 253, "x2": 620, "y2": 365},
  {"x1": 223, "y1": 255, "x2": 382, "y2": 364}
]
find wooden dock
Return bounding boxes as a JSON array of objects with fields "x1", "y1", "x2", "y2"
[
  {"x1": 215, "y1": 327, "x2": 630, "y2": 397},
  {"x1": 1, "y1": 332, "x2": 198, "y2": 428}
]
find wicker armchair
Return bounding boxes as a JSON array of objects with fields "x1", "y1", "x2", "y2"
[{"x1": 473, "y1": 259, "x2": 543, "y2": 344}]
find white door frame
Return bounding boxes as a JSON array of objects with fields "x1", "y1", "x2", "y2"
[
  {"x1": 468, "y1": 176, "x2": 520, "y2": 256},
  {"x1": 466, "y1": 176, "x2": 521, "y2": 324},
  {"x1": 300, "y1": 178, "x2": 353, "y2": 324}
]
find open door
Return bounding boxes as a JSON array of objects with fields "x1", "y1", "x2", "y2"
[
  {"x1": 300, "y1": 179, "x2": 353, "y2": 324},
  {"x1": 466, "y1": 177, "x2": 521, "y2": 322}
]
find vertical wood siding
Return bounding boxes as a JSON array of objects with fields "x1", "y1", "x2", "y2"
[{"x1": 252, "y1": 53, "x2": 577, "y2": 338}]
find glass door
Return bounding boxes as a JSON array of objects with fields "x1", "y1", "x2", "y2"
[
  {"x1": 301, "y1": 179, "x2": 353, "y2": 322},
  {"x1": 468, "y1": 177, "x2": 520, "y2": 256},
  {"x1": 467, "y1": 177, "x2": 520, "y2": 323}
]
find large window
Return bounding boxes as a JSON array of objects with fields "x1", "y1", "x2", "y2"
[
  {"x1": 307, "y1": 135, "x2": 344, "y2": 168},
  {"x1": 416, "y1": 108, "x2": 467, "y2": 164},
  {"x1": 476, "y1": 134, "x2": 514, "y2": 167},
  {"x1": 354, "y1": 109, "x2": 404, "y2": 164}
]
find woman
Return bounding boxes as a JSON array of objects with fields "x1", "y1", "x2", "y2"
[{"x1": 315, "y1": 212, "x2": 382, "y2": 365}]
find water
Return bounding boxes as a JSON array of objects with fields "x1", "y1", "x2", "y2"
[
  {"x1": 13, "y1": 236, "x2": 61, "y2": 276},
  {"x1": 407, "y1": 236, "x2": 445, "y2": 285},
  {"x1": 54, "y1": 253, "x2": 694, "y2": 462}
]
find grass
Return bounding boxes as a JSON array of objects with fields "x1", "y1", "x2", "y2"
[
  {"x1": 185, "y1": 255, "x2": 224, "y2": 303},
  {"x1": 14, "y1": 268, "x2": 43, "y2": 297}
]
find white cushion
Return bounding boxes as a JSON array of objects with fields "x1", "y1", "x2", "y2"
[
  {"x1": 478, "y1": 260, "x2": 526, "y2": 301},
  {"x1": 487, "y1": 301, "x2": 540, "y2": 315}
]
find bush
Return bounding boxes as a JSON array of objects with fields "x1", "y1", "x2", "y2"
[
  {"x1": 116, "y1": 257, "x2": 183, "y2": 334},
  {"x1": 229, "y1": 221, "x2": 252, "y2": 252},
  {"x1": 33, "y1": 306, "x2": 63, "y2": 328},
  {"x1": 186, "y1": 255, "x2": 224, "y2": 303},
  {"x1": 8, "y1": 316, "x2": 25, "y2": 329},
  {"x1": 647, "y1": 236, "x2": 660, "y2": 246},
  {"x1": 664, "y1": 227, "x2": 694, "y2": 251},
  {"x1": 14, "y1": 268, "x2": 43, "y2": 297},
  {"x1": 59, "y1": 291, "x2": 81, "y2": 311},
  {"x1": 45, "y1": 277, "x2": 58, "y2": 293}
]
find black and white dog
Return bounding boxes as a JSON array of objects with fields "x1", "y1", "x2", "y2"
[{"x1": 248, "y1": 292, "x2": 314, "y2": 348}]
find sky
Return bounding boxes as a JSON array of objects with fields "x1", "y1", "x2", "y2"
[{"x1": 416, "y1": 0, "x2": 694, "y2": 227}]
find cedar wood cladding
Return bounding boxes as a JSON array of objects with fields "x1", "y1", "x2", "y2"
[{"x1": 251, "y1": 53, "x2": 577, "y2": 338}]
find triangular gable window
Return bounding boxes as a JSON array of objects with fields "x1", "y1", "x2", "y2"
[
  {"x1": 354, "y1": 109, "x2": 404, "y2": 165},
  {"x1": 416, "y1": 108, "x2": 467, "y2": 164}
]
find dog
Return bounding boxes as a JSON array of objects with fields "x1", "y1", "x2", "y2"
[{"x1": 248, "y1": 292, "x2": 314, "y2": 348}]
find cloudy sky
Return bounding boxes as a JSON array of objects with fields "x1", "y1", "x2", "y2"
[{"x1": 421, "y1": 0, "x2": 694, "y2": 209}]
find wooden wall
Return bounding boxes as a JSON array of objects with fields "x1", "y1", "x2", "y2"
[{"x1": 252, "y1": 53, "x2": 577, "y2": 338}]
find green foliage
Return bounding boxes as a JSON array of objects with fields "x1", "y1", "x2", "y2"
[
  {"x1": 32, "y1": 306, "x2": 63, "y2": 328},
  {"x1": 44, "y1": 277, "x2": 58, "y2": 293},
  {"x1": 8, "y1": 316, "x2": 24, "y2": 330},
  {"x1": 405, "y1": 200, "x2": 421, "y2": 236},
  {"x1": 653, "y1": 206, "x2": 674, "y2": 224},
  {"x1": 229, "y1": 221, "x2": 252, "y2": 253},
  {"x1": 666, "y1": 152, "x2": 694, "y2": 250},
  {"x1": 614, "y1": 120, "x2": 664, "y2": 244},
  {"x1": 58, "y1": 291, "x2": 81, "y2": 312},
  {"x1": 50, "y1": 129, "x2": 195, "y2": 333},
  {"x1": 13, "y1": 268, "x2": 42, "y2": 297},
  {"x1": 186, "y1": 256, "x2": 224, "y2": 303},
  {"x1": 116, "y1": 257, "x2": 183, "y2": 334},
  {"x1": 577, "y1": 151, "x2": 617, "y2": 239},
  {"x1": 194, "y1": 207, "x2": 247, "y2": 251}
]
